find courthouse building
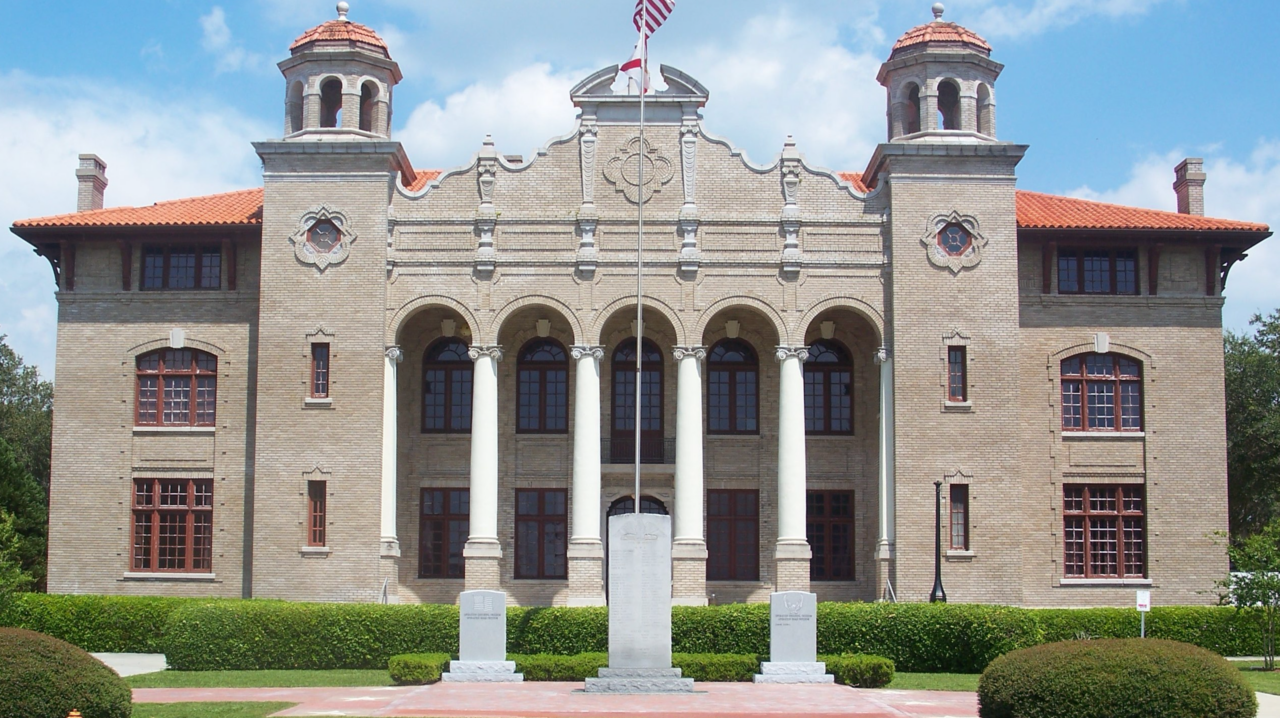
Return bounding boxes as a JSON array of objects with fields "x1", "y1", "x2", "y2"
[{"x1": 12, "y1": 6, "x2": 1272, "y2": 607}]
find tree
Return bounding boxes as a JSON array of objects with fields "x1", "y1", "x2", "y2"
[
  {"x1": 0, "y1": 508, "x2": 33, "y2": 600},
  {"x1": 0, "y1": 439, "x2": 45, "y2": 588},
  {"x1": 1220, "y1": 518, "x2": 1280, "y2": 670},
  {"x1": 0, "y1": 335, "x2": 53, "y2": 489},
  {"x1": 1225, "y1": 311, "x2": 1280, "y2": 538}
]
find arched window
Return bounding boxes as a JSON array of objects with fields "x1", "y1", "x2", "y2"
[
  {"x1": 423, "y1": 338, "x2": 472, "y2": 433},
  {"x1": 938, "y1": 80, "x2": 960, "y2": 130},
  {"x1": 976, "y1": 83, "x2": 993, "y2": 136},
  {"x1": 707, "y1": 339, "x2": 758, "y2": 434},
  {"x1": 287, "y1": 81, "x2": 304, "y2": 134},
  {"x1": 1061, "y1": 354, "x2": 1142, "y2": 432},
  {"x1": 517, "y1": 339, "x2": 569, "y2": 434},
  {"x1": 359, "y1": 81, "x2": 377, "y2": 133},
  {"x1": 320, "y1": 78, "x2": 343, "y2": 128},
  {"x1": 136, "y1": 349, "x2": 217, "y2": 426},
  {"x1": 611, "y1": 338, "x2": 664, "y2": 463},
  {"x1": 905, "y1": 83, "x2": 922, "y2": 135},
  {"x1": 804, "y1": 340, "x2": 853, "y2": 435}
]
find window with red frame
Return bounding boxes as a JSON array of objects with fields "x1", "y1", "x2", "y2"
[
  {"x1": 1061, "y1": 354, "x2": 1142, "y2": 432},
  {"x1": 132, "y1": 478, "x2": 213, "y2": 572},
  {"x1": 948, "y1": 346, "x2": 967, "y2": 402},
  {"x1": 804, "y1": 340, "x2": 853, "y2": 435},
  {"x1": 707, "y1": 339, "x2": 759, "y2": 435},
  {"x1": 307, "y1": 480, "x2": 326, "y2": 547},
  {"x1": 420, "y1": 488, "x2": 469, "y2": 578},
  {"x1": 136, "y1": 349, "x2": 217, "y2": 426},
  {"x1": 517, "y1": 339, "x2": 569, "y2": 434},
  {"x1": 1063, "y1": 485, "x2": 1145, "y2": 579},
  {"x1": 311, "y1": 343, "x2": 330, "y2": 398},
  {"x1": 807, "y1": 490, "x2": 854, "y2": 581},
  {"x1": 1057, "y1": 248, "x2": 1138, "y2": 295},
  {"x1": 950, "y1": 484, "x2": 969, "y2": 550},
  {"x1": 141, "y1": 245, "x2": 221, "y2": 290},
  {"x1": 707, "y1": 489, "x2": 759, "y2": 581},
  {"x1": 515, "y1": 489, "x2": 567, "y2": 579}
]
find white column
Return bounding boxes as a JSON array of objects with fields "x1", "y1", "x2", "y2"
[
  {"x1": 570, "y1": 346, "x2": 604, "y2": 543},
  {"x1": 380, "y1": 346, "x2": 403, "y2": 557},
  {"x1": 775, "y1": 346, "x2": 810, "y2": 545},
  {"x1": 673, "y1": 346, "x2": 706, "y2": 543},
  {"x1": 467, "y1": 346, "x2": 503, "y2": 548},
  {"x1": 875, "y1": 347, "x2": 896, "y2": 563}
]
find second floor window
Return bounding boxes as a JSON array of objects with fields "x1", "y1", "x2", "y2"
[
  {"x1": 1058, "y1": 249, "x2": 1138, "y2": 295},
  {"x1": 1061, "y1": 354, "x2": 1142, "y2": 432},
  {"x1": 948, "y1": 346, "x2": 967, "y2": 402},
  {"x1": 950, "y1": 484, "x2": 969, "y2": 550},
  {"x1": 142, "y1": 245, "x2": 221, "y2": 290},
  {"x1": 307, "y1": 480, "x2": 327, "y2": 547},
  {"x1": 423, "y1": 339, "x2": 472, "y2": 433},
  {"x1": 311, "y1": 343, "x2": 330, "y2": 398},
  {"x1": 517, "y1": 339, "x2": 569, "y2": 433},
  {"x1": 804, "y1": 340, "x2": 853, "y2": 435},
  {"x1": 708, "y1": 339, "x2": 758, "y2": 434},
  {"x1": 136, "y1": 349, "x2": 217, "y2": 427}
]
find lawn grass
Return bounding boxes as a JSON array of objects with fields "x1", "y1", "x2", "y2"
[
  {"x1": 887, "y1": 671, "x2": 980, "y2": 692},
  {"x1": 128, "y1": 668, "x2": 393, "y2": 688},
  {"x1": 1233, "y1": 660, "x2": 1280, "y2": 695},
  {"x1": 131, "y1": 703, "x2": 298, "y2": 718}
]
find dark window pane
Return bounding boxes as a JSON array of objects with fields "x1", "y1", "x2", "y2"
[
  {"x1": 708, "y1": 370, "x2": 730, "y2": 431},
  {"x1": 1058, "y1": 254, "x2": 1079, "y2": 293},
  {"x1": 1083, "y1": 251, "x2": 1111, "y2": 293},
  {"x1": 451, "y1": 368, "x2": 473, "y2": 431},
  {"x1": 516, "y1": 521, "x2": 539, "y2": 578},
  {"x1": 1115, "y1": 251, "x2": 1137, "y2": 294},
  {"x1": 804, "y1": 370, "x2": 824, "y2": 432},
  {"x1": 163, "y1": 377, "x2": 191, "y2": 425},
  {"x1": 518, "y1": 369, "x2": 540, "y2": 431},
  {"x1": 517, "y1": 491, "x2": 539, "y2": 516},
  {"x1": 543, "y1": 521, "x2": 566, "y2": 578},
  {"x1": 546, "y1": 369, "x2": 568, "y2": 431},
  {"x1": 143, "y1": 249, "x2": 165, "y2": 289},
  {"x1": 201, "y1": 249, "x2": 221, "y2": 289},
  {"x1": 169, "y1": 250, "x2": 196, "y2": 289}
]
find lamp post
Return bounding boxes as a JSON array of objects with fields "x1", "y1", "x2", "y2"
[{"x1": 930, "y1": 479, "x2": 947, "y2": 603}]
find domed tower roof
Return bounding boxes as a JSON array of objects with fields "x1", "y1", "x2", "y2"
[
  {"x1": 290, "y1": 2, "x2": 390, "y2": 58},
  {"x1": 890, "y1": 3, "x2": 991, "y2": 59}
]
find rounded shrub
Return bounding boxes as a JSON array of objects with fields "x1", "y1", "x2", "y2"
[
  {"x1": 820, "y1": 653, "x2": 895, "y2": 688},
  {"x1": 388, "y1": 653, "x2": 451, "y2": 685},
  {"x1": 978, "y1": 638, "x2": 1256, "y2": 718},
  {"x1": 0, "y1": 627, "x2": 132, "y2": 718}
]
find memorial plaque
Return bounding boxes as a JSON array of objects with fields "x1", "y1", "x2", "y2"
[
  {"x1": 607, "y1": 512, "x2": 672, "y2": 668},
  {"x1": 769, "y1": 591, "x2": 817, "y2": 663},
  {"x1": 459, "y1": 589, "x2": 507, "y2": 662}
]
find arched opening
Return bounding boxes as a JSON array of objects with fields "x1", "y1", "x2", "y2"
[
  {"x1": 320, "y1": 78, "x2": 343, "y2": 128},
  {"x1": 422, "y1": 337, "x2": 472, "y2": 434},
  {"x1": 976, "y1": 83, "x2": 993, "y2": 136},
  {"x1": 611, "y1": 338, "x2": 665, "y2": 464},
  {"x1": 516, "y1": 338, "x2": 569, "y2": 434},
  {"x1": 359, "y1": 81, "x2": 378, "y2": 133},
  {"x1": 938, "y1": 80, "x2": 960, "y2": 131},
  {"x1": 1060, "y1": 353, "x2": 1143, "y2": 432},
  {"x1": 905, "y1": 83, "x2": 921, "y2": 135},
  {"x1": 287, "y1": 81, "x2": 304, "y2": 134},
  {"x1": 804, "y1": 339, "x2": 854, "y2": 435},
  {"x1": 707, "y1": 339, "x2": 759, "y2": 435}
]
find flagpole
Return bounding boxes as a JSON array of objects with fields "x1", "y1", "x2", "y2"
[{"x1": 633, "y1": 1, "x2": 647, "y2": 516}]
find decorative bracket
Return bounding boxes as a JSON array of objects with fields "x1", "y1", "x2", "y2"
[
  {"x1": 474, "y1": 135, "x2": 499, "y2": 278},
  {"x1": 780, "y1": 136, "x2": 803, "y2": 277}
]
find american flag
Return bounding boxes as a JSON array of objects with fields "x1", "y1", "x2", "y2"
[
  {"x1": 623, "y1": 0, "x2": 675, "y2": 94},
  {"x1": 634, "y1": 0, "x2": 675, "y2": 38}
]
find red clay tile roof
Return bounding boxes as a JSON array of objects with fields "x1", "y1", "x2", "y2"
[
  {"x1": 12, "y1": 189, "x2": 264, "y2": 230},
  {"x1": 1015, "y1": 190, "x2": 1269, "y2": 233},
  {"x1": 291, "y1": 20, "x2": 389, "y2": 57},
  {"x1": 892, "y1": 21, "x2": 992, "y2": 55},
  {"x1": 837, "y1": 172, "x2": 870, "y2": 193},
  {"x1": 404, "y1": 169, "x2": 443, "y2": 193}
]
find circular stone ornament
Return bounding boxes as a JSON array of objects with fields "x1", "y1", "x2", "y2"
[
  {"x1": 290, "y1": 206, "x2": 358, "y2": 272},
  {"x1": 920, "y1": 211, "x2": 987, "y2": 274}
]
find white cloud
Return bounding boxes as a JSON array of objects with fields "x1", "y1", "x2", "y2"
[
  {"x1": 1065, "y1": 141, "x2": 1280, "y2": 332},
  {"x1": 970, "y1": 0, "x2": 1169, "y2": 38},
  {"x1": 200, "y1": 6, "x2": 264, "y2": 74},
  {"x1": 0, "y1": 71, "x2": 271, "y2": 378}
]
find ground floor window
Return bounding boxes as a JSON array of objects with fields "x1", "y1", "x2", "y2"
[
  {"x1": 707, "y1": 489, "x2": 759, "y2": 581},
  {"x1": 807, "y1": 490, "x2": 854, "y2": 580},
  {"x1": 420, "y1": 488, "x2": 468, "y2": 578},
  {"x1": 515, "y1": 489, "x2": 567, "y2": 579},
  {"x1": 132, "y1": 478, "x2": 213, "y2": 572},
  {"x1": 950, "y1": 484, "x2": 969, "y2": 551},
  {"x1": 1063, "y1": 484, "x2": 1145, "y2": 578},
  {"x1": 308, "y1": 480, "x2": 326, "y2": 547}
]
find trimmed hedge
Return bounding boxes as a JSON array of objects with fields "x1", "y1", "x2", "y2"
[
  {"x1": 0, "y1": 628, "x2": 133, "y2": 718},
  {"x1": 672, "y1": 653, "x2": 759, "y2": 681},
  {"x1": 1036, "y1": 607, "x2": 1263, "y2": 658},
  {"x1": 388, "y1": 653, "x2": 451, "y2": 685},
  {"x1": 508, "y1": 606, "x2": 607, "y2": 655},
  {"x1": 0, "y1": 593, "x2": 194, "y2": 653},
  {"x1": 511, "y1": 652, "x2": 608, "y2": 681},
  {"x1": 978, "y1": 639, "x2": 1256, "y2": 718},
  {"x1": 821, "y1": 653, "x2": 895, "y2": 688},
  {"x1": 163, "y1": 600, "x2": 458, "y2": 670}
]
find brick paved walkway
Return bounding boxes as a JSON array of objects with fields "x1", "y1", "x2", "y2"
[{"x1": 133, "y1": 682, "x2": 979, "y2": 717}]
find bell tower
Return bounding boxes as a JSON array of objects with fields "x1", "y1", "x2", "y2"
[{"x1": 279, "y1": 1, "x2": 401, "y2": 138}]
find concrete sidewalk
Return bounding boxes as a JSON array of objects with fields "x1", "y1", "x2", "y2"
[
  {"x1": 134, "y1": 682, "x2": 980, "y2": 718},
  {"x1": 92, "y1": 652, "x2": 167, "y2": 677}
]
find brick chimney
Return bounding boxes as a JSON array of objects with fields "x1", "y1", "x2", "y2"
[
  {"x1": 1173, "y1": 157, "x2": 1205, "y2": 216},
  {"x1": 75, "y1": 154, "x2": 107, "y2": 212}
]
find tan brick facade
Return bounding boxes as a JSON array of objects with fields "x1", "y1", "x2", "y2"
[{"x1": 21, "y1": 12, "x2": 1270, "y2": 608}]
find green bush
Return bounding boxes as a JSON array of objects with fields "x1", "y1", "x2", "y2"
[
  {"x1": 672, "y1": 652, "x2": 759, "y2": 681},
  {"x1": 0, "y1": 627, "x2": 133, "y2": 718},
  {"x1": 510, "y1": 652, "x2": 608, "y2": 681},
  {"x1": 507, "y1": 606, "x2": 607, "y2": 655},
  {"x1": 1035, "y1": 607, "x2": 1264, "y2": 657},
  {"x1": 163, "y1": 600, "x2": 458, "y2": 670},
  {"x1": 820, "y1": 653, "x2": 895, "y2": 687},
  {"x1": 0, "y1": 593, "x2": 194, "y2": 652},
  {"x1": 672, "y1": 603, "x2": 770, "y2": 655},
  {"x1": 388, "y1": 653, "x2": 451, "y2": 685},
  {"x1": 978, "y1": 639, "x2": 1256, "y2": 718}
]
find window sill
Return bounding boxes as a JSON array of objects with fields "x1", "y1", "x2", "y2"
[
  {"x1": 1058, "y1": 578, "x2": 1152, "y2": 587},
  {"x1": 946, "y1": 550, "x2": 975, "y2": 561},
  {"x1": 511, "y1": 578, "x2": 569, "y2": 583},
  {"x1": 122, "y1": 572, "x2": 217, "y2": 582},
  {"x1": 411, "y1": 576, "x2": 466, "y2": 582},
  {"x1": 133, "y1": 426, "x2": 216, "y2": 434},
  {"x1": 303, "y1": 398, "x2": 333, "y2": 408},
  {"x1": 299, "y1": 546, "x2": 331, "y2": 557},
  {"x1": 943, "y1": 401, "x2": 973, "y2": 411},
  {"x1": 1061, "y1": 431, "x2": 1145, "y2": 439}
]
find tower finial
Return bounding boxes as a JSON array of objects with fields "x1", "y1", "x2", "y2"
[
  {"x1": 337, "y1": 1, "x2": 350, "y2": 22},
  {"x1": 932, "y1": 2, "x2": 945, "y2": 21}
]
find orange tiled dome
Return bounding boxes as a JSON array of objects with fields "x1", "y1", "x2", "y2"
[
  {"x1": 290, "y1": 19, "x2": 389, "y2": 58},
  {"x1": 891, "y1": 13, "x2": 991, "y2": 58}
]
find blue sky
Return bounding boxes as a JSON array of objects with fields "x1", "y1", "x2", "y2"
[{"x1": 2, "y1": 0, "x2": 1278, "y2": 378}]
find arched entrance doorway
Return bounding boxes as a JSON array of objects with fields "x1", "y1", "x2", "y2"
[{"x1": 604, "y1": 495, "x2": 669, "y2": 599}]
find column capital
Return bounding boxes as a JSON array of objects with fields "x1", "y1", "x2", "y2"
[
  {"x1": 672, "y1": 345, "x2": 707, "y2": 362},
  {"x1": 570, "y1": 345, "x2": 605, "y2": 361},
  {"x1": 468, "y1": 345, "x2": 503, "y2": 362},
  {"x1": 874, "y1": 346, "x2": 890, "y2": 365},
  {"x1": 385, "y1": 346, "x2": 403, "y2": 363},
  {"x1": 775, "y1": 345, "x2": 809, "y2": 363}
]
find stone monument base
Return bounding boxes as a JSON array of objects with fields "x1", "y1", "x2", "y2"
[
  {"x1": 752, "y1": 661, "x2": 834, "y2": 684},
  {"x1": 584, "y1": 667, "x2": 696, "y2": 693},
  {"x1": 442, "y1": 660, "x2": 523, "y2": 682}
]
